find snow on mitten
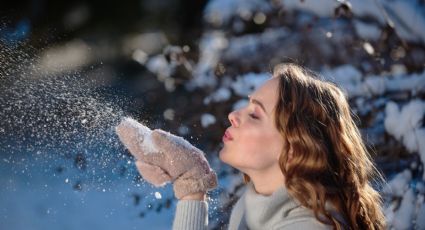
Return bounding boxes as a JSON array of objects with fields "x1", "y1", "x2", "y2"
[
  {"x1": 115, "y1": 117, "x2": 217, "y2": 199},
  {"x1": 115, "y1": 117, "x2": 158, "y2": 159}
]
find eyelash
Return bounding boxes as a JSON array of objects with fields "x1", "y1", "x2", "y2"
[{"x1": 249, "y1": 113, "x2": 259, "y2": 119}]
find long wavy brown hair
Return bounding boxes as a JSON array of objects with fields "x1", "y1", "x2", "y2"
[{"x1": 243, "y1": 63, "x2": 386, "y2": 229}]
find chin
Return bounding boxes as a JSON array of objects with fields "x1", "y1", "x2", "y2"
[
  {"x1": 218, "y1": 150, "x2": 238, "y2": 170},
  {"x1": 218, "y1": 149, "x2": 225, "y2": 162},
  {"x1": 218, "y1": 148, "x2": 231, "y2": 164}
]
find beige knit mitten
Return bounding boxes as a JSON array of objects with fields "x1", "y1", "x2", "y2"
[{"x1": 115, "y1": 117, "x2": 218, "y2": 199}]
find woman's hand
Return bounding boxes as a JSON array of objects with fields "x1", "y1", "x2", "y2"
[{"x1": 116, "y1": 118, "x2": 217, "y2": 199}]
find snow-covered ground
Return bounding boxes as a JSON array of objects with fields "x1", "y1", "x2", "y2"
[{"x1": 0, "y1": 151, "x2": 175, "y2": 230}]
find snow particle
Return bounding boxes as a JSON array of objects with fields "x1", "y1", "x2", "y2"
[
  {"x1": 154, "y1": 191, "x2": 162, "y2": 199},
  {"x1": 253, "y1": 12, "x2": 266, "y2": 25},
  {"x1": 132, "y1": 49, "x2": 148, "y2": 64},
  {"x1": 326, "y1": 31, "x2": 332, "y2": 38},
  {"x1": 201, "y1": 113, "x2": 216, "y2": 128},
  {"x1": 363, "y1": 42, "x2": 375, "y2": 55},
  {"x1": 182, "y1": 45, "x2": 190, "y2": 52},
  {"x1": 163, "y1": 109, "x2": 175, "y2": 121},
  {"x1": 178, "y1": 125, "x2": 190, "y2": 135}
]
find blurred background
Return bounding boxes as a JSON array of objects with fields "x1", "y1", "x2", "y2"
[{"x1": 1, "y1": 0, "x2": 425, "y2": 229}]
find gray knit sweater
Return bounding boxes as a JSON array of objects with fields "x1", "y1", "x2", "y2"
[{"x1": 173, "y1": 182, "x2": 345, "y2": 230}]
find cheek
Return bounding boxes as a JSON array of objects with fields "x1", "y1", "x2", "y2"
[
  {"x1": 242, "y1": 128, "x2": 282, "y2": 155},
  {"x1": 246, "y1": 134, "x2": 282, "y2": 165}
]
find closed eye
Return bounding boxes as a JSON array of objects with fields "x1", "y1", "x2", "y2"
[{"x1": 249, "y1": 113, "x2": 259, "y2": 119}]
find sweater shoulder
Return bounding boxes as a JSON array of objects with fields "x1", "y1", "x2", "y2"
[{"x1": 273, "y1": 206, "x2": 333, "y2": 230}]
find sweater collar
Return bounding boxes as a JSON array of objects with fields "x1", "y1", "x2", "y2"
[{"x1": 243, "y1": 182, "x2": 300, "y2": 229}]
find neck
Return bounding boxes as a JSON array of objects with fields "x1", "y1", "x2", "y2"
[{"x1": 245, "y1": 164, "x2": 285, "y2": 196}]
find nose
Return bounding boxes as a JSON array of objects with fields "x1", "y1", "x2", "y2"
[{"x1": 228, "y1": 110, "x2": 239, "y2": 127}]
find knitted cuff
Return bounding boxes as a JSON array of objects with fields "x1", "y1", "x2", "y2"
[
  {"x1": 173, "y1": 200, "x2": 208, "y2": 230},
  {"x1": 173, "y1": 170, "x2": 218, "y2": 199}
]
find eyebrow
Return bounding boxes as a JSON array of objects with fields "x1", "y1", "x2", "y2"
[{"x1": 248, "y1": 95, "x2": 267, "y2": 114}]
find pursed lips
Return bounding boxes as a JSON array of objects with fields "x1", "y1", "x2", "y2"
[{"x1": 222, "y1": 129, "x2": 234, "y2": 142}]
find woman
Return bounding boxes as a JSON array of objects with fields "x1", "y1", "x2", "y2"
[{"x1": 116, "y1": 63, "x2": 386, "y2": 230}]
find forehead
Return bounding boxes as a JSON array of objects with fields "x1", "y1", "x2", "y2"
[{"x1": 251, "y1": 77, "x2": 279, "y2": 113}]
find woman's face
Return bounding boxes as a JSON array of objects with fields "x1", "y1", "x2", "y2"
[{"x1": 219, "y1": 77, "x2": 284, "y2": 173}]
